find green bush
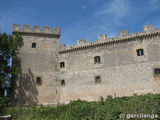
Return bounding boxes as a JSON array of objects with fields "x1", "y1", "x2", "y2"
[
  {"x1": 0, "y1": 97, "x2": 9, "y2": 115},
  {"x1": 5, "y1": 94, "x2": 160, "y2": 120}
]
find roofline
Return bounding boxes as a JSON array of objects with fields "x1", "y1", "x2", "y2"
[{"x1": 59, "y1": 30, "x2": 160, "y2": 54}]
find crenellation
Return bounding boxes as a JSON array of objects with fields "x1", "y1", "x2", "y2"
[
  {"x1": 98, "y1": 34, "x2": 107, "y2": 41},
  {"x1": 144, "y1": 25, "x2": 154, "y2": 31},
  {"x1": 120, "y1": 30, "x2": 128, "y2": 36},
  {"x1": 34, "y1": 25, "x2": 41, "y2": 31},
  {"x1": 13, "y1": 24, "x2": 20, "y2": 31},
  {"x1": 77, "y1": 39, "x2": 86, "y2": 45},
  {"x1": 23, "y1": 24, "x2": 31, "y2": 31},
  {"x1": 44, "y1": 26, "x2": 51, "y2": 31},
  {"x1": 60, "y1": 25, "x2": 160, "y2": 53},
  {"x1": 54, "y1": 27, "x2": 61, "y2": 34},
  {"x1": 12, "y1": 24, "x2": 61, "y2": 36}
]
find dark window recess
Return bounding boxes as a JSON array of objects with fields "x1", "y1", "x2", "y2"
[
  {"x1": 94, "y1": 56, "x2": 101, "y2": 64},
  {"x1": 36, "y1": 77, "x2": 42, "y2": 85},
  {"x1": 136, "y1": 49, "x2": 144, "y2": 56},
  {"x1": 32, "y1": 43, "x2": 36, "y2": 48},
  {"x1": 60, "y1": 62, "x2": 65, "y2": 68},
  {"x1": 154, "y1": 68, "x2": 160, "y2": 75},
  {"x1": 95, "y1": 76, "x2": 101, "y2": 84},
  {"x1": 61, "y1": 80, "x2": 65, "y2": 86}
]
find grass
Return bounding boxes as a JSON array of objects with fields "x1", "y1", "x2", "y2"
[{"x1": 4, "y1": 94, "x2": 160, "y2": 120}]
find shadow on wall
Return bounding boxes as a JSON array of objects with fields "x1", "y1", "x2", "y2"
[{"x1": 11, "y1": 68, "x2": 39, "y2": 106}]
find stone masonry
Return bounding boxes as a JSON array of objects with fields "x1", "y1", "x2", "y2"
[{"x1": 12, "y1": 24, "x2": 160, "y2": 105}]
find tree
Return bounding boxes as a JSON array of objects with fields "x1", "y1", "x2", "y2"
[{"x1": 0, "y1": 33, "x2": 23, "y2": 111}]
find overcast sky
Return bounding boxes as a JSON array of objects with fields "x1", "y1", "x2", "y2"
[{"x1": 0, "y1": 0, "x2": 160, "y2": 46}]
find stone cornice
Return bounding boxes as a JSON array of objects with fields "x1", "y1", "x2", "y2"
[
  {"x1": 12, "y1": 31, "x2": 60, "y2": 38},
  {"x1": 59, "y1": 29, "x2": 160, "y2": 54}
]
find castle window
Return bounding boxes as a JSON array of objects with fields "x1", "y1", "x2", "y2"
[
  {"x1": 36, "y1": 77, "x2": 42, "y2": 85},
  {"x1": 60, "y1": 62, "x2": 65, "y2": 68},
  {"x1": 94, "y1": 56, "x2": 101, "y2": 64},
  {"x1": 61, "y1": 80, "x2": 65, "y2": 86},
  {"x1": 95, "y1": 76, "x2": 101, "y2": 84},
  {"x1": 136, "y1": 49, "x2": 144, "y2": 56},
  {"x1": 154, "y1": 68, "x2": 160, "y2": 75},
  {"x1": 32, "y1": 43, "x2": 36, "y2": 48}
]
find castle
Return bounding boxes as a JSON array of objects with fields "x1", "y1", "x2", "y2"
[{"x1": 12, "y1": 24, "x2": 160, "y2": 105}]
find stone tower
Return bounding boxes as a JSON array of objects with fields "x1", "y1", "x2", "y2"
[{"x1": 12, "y1": 24, "x2": 61, "y2": 105}]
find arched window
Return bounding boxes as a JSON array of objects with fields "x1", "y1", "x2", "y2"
[
  {"x1": 94, "y1": 56, "x2": 101, "y2": 64},
  {"x1": 36, "y1": 77, "x2": 42, "y2": 85},
  {"x1": 95, "y1": 76, "x2": 101, "y2": 84},
  {"x1": 136, "y1": 49, "x2": 144, "y2": 56},
  {"x1": 60, "y1": 62, "x2": 65, "y2": 68},
  {"x1": 61, "y1": 80, "x2": 65, "y2": 86}
]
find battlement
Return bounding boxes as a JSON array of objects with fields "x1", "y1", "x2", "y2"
[
  {"x1": 60, "y1": 25, "x2": 160, "y2": 53},
  {"x1": 12, "y1": 24, "x2": 61, "y2": 37},
  {"x1": 98, "y1": 34, "x2": 107, "y2": 41},
  {"x1": 77, "y1": 39, "x2": 86, "y2": 45},
  {"x1": 120, "y1": 30, "x2": 128, "y2": 36}
]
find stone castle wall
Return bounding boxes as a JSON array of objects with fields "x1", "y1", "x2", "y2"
[{"x1": 12, "y1": 24, "x2": 160, "y2": 105}]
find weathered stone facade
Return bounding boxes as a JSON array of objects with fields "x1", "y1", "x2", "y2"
[{"x1": 12, "y1": 24, "x2": 160, "y2": 105}]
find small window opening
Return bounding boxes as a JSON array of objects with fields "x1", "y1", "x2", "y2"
[
  {"x1": 95, "y1": 76, "x2": 101, "y2": 84},
  {"x1": 61, "y1": 80, "x2": 65, "y2": 86},
  {"x1": 36, "y1": 77, "x2": 42, "y2": 85},
  {"x1": 154, "y1": 68, "x2": 160, "y2": 75},
  {"x1": 60, "y1": 62, "x2": 65, "y2": 68},
  {"x1": 94, "y1": 56, "x2": 101, "y2": 64},
  {"x1": 32, "y1": 43, "x2": 36, "y2": 48},
  {"x1": 136, "y1": 49, "x2": 144, "y2": 56}
]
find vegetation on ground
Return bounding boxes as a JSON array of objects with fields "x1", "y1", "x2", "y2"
[{"x1": 5, "y1": 94, "x2": 160, "y2": 120}]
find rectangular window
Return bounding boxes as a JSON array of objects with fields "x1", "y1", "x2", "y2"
[
  {"x1": 94, "y1": 56, "x2": 101, "y2": 64},
  {"x1": 154, "y1": 68, "x2": 160, "y2": 75},
  {"x1": 95, "y1": 76, "x2": 101, "y2": 84},
  {"x1": 61, "y1": 80, "x2": 65, "y2": 86},
  {"x1": 136, "y1": 49, "x2": 144, "y2": 56},
  {"x1": 36, "y1": 77, "x2": 42, "y2": 85},
  {"x1": 60, "y1": 62, "x2": 65, "y2": 68},
  {"x1": 32, "y1": 43, "x2": 36, "y2": 48}
]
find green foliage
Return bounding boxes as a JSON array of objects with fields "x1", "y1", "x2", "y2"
[
  {"x1": 0, "y1": 97, "x2": 9, "y2": 115},
  {"x1": 0, "y1": 33, "x2": 23, "y2": 115},
  {"x1": 5, "y1": 94, "x2": 160, "y2": 120}
]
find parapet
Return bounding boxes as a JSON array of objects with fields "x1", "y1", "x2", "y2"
[
  {"x1": 59, "y1": 24, "x2": 160, "y2": 53},
  {"x1": 77, "y1": 39, "x2": 86, "y2": 45},
  {"x1": 120, "y1": 30, "x2": 128, "y2": 36},
  {"x1": 12, "y1": 24, "x2": 61, "y2": 37},
  {"x1": 98, "y1": 34, "x2": 107, "y2": 41},
  {"x1": 144, "y1": 25, "x2": 154, "y2": 31}
]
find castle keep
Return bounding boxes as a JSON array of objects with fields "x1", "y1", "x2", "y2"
[{"x1": 12, "y1": 24, "x2": 160, "y2": 105}]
